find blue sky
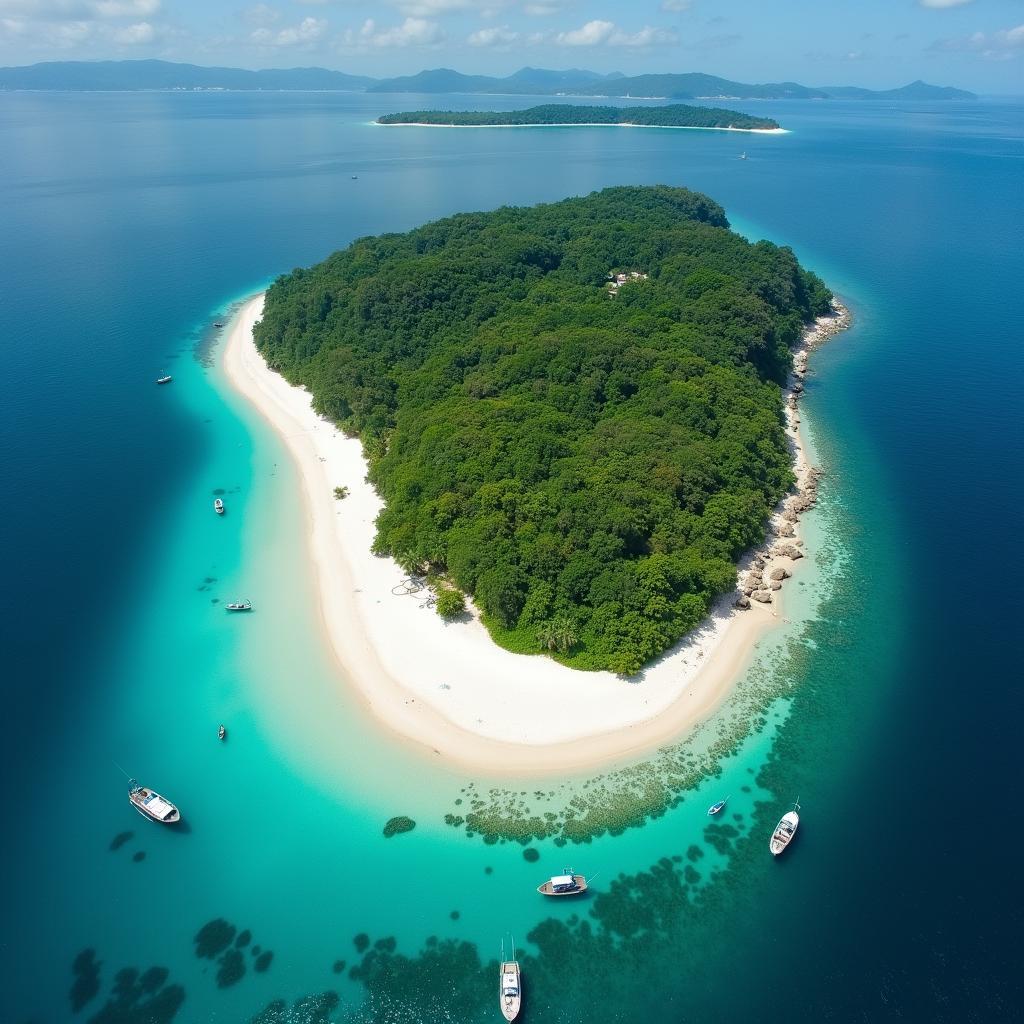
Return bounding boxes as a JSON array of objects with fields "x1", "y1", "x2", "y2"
[{"x1": 0, "y1": 0, "x2": 1022, "y2": 91}]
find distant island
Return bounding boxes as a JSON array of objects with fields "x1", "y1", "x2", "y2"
[
  {"x1": 377, "y1": 103, "x2": 781, "y2": 132},
  {"x1": 0, "y1": 59, "x2": 975, "y2": 101},
  {"x1": 253, "y1": 186, "x2": 834, "y2": 675}
]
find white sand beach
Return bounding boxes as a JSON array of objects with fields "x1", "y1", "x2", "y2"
[{"x1": 223, "y1": 293, "x2": 837, "y2": 773}]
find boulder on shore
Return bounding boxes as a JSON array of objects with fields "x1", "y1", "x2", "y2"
[
  {"x1": 770, "y1": 567, "x2": 791, "y2": 581},
  {"x1": 750, "y1": 590, "x2": 772, "y2": 604},
  {"x1": 734, "y1": 595, "x2": 751, "y2": 609}
]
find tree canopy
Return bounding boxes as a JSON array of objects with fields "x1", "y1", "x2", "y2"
[
  {"x1": 377, "y1": 103, "x2": 780, "y2": 131},
  {"x1": 255, "y1": 186, "x2": 831, "y2": 674}
]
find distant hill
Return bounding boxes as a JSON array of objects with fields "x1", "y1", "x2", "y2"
[
  {"x1": 0, "y1": 60, "x2": 975, "y2": 101},
  {"x1": 0, "y1": 59, "x2": 374, "y2": 92},
  {"x1": 817, "y1": 80, "x2": 976, "y2": 101},
  {"x1": 367, "y1": 68, "x2": 975, "y2": 101},
  {"x1": 367, "y1": 68, "x2": 828, "y2": 99},
  {"x1": 365, "y1": 66, "x2": 625, "y2": 95}
]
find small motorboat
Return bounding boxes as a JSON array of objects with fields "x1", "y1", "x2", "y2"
[
  {"x1": 214, "y1": 498, "x2": 225, "y2": 515},
  {"x1": 351, "y1": 175, "x2": 358, "y2": 180},
  {"x1": 225, "y1": 600, "x2": 252, "y2": 612},
  {"x1": 218, "y1": 724, "x2": 227, "y2": 741},
  {"x1": 537, "y1": 872, "x2": 588, "y2": 897},
  {"x1": 213, "y1": 321, "x2": 224, "y2": 328},
  {"x1": 707, "y1": 796, "x2": 730, "y2": 816},
  {"x1": 128, "y1": 779, "x2": 180, "y2": 824},
  {"x1": 770, "y1": 798, "x2": 801, "y2": 856},
  {"x1": 156, "y1": 376, "x2": 172, "y2": 385},
  {"x1": 499, "y1": 938, "x2": 521, "y2": 1022}
]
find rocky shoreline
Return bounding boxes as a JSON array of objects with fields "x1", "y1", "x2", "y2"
[{"x1": 734, "y1": 299, "x2": 852, "y2": 611}]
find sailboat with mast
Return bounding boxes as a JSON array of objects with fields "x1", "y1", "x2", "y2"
[{"x1": 499, "y1": 937, "x2": 521, "y2": 1022}]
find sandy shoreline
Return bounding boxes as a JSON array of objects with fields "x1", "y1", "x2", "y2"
[
  {"x1": 374, "y1": 121, "x2": 788, "y2": 134},
  {"x1": 222, "y1": 294, "x2": 846, "y2": 773}
]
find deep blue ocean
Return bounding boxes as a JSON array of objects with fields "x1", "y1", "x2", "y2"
[{"x1": 1, "y1": 90, "x2": 1022, "y2": 1023}]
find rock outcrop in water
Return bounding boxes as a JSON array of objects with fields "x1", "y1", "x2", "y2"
[{"x1": 731, "y1": 300, "x2": 851, "y2": 613}]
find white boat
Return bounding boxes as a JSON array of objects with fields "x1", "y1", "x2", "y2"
[
  {"x1": 499, "y1": 938, "x2": 521, "y2": 1022},
  {"x1": 214, "y1": 498, "x2": 224, "y2": 515},
  {"x1": 128, "y1": 779, "x2": 180, "y2": 823},
  {"x1": 707, "y1": 795, "x2": 729, "y2": 816},
  {"x1": 156, "y1": 375, "x2": 172, "y2": 385},
  {"x1": 225, "y1": 599, "x2": 252, "y2": 612},
  {"x1": 537, "y1": 872, "x2": 588, "y2": 896},
  {"x1": 770, "y1": 798, "x2": 801, "y2": 856}
]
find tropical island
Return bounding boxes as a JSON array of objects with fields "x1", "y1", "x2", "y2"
[
  {"x1": 376, "y1": 103, "x2": 782, "y2": 132},
  {"x1": 251, "y1": 187, "x2": 832, "y2": 684}
]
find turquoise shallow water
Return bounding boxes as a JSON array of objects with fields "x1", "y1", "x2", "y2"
[{"x1": 1, "y1": 92, "x2": 1021, "y2": 1021}]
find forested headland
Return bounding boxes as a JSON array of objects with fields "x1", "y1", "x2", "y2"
[
  {"x1": 376, "y1": 104, "x2": 780, "y2": 131},
  {"x1": 254, "y1": 186, "x2": 831, "y2": 674}
]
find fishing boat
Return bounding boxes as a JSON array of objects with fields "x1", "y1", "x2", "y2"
[
  {"x1": 214, "y1": 498, "x2": 225, "y2": 515},
  {"x1": 225, "y1": 599, "x2": 252, "y2": 612},
  {"x1": 156, "y1": 375, "x2": 172, "y2": 385},
  {"x1": 770, "y1": 798, "x2": 801, "y2": 856},
  {"x1": 128, "y1": 780, "x2": 180, "y2": 824},
  {"x1": 707, "y1": 796, "x2": 729, "y2": 816},
  {"x1": 537, "y1": 872, "x2": 588, "y2": 896},
  {"x1": 218, "y1": 725, "x2": 226, "y2": 740},
  {"x1": 498, "y1": 938, "x2": 521, "y2": 1022}
]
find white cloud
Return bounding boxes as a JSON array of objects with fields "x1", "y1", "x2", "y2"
[
  {"x1": 93, "y1": 0, "x2": 158, "y2": 16},
  {"x1": 250, "y1": 14, "x2": 326, "y2": 46},
  {"x1": 348, "y1": 15, "x2": 444, "y2": 48},
  {"x1": 243, "y1": 3, "x2": 278, "y2": 27},
  {"x1": 661, "y1": 0, "x2": 692, "y2": 11},
  {"x1": 0, "y1": 0, "x2": 159, "y2": 16},
  {"x1": 919, "y1": 0, "x2": 973, "y2": 8},
  {"x1": 113, "y1": 18, "x2": 152, "y2": 42},
  {"x1": 554, "y1": 18, "x2": 677, "y2": 48},
  {"x1": 610, "y1": 25, "x2": 678, "y2": 47},
  {"x1": 467, "y1": 23, "x2": 518, "y2": 46},
  {"x1": 555, "y1": 18, "x2": 612, "y2": 46},
  {"x1": 0, "y1": 0, "x2": 177, "y2": 51},
  {"x1": 932, "y1": 22, "x2": 1024, "y2": 58},
  {"x1": 396, "y1": 0, "x2": 476, "y2": 14}
]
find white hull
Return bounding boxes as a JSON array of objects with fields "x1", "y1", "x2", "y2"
[
  {"x1": 499, "y1": 961, "x2": 521, "y2": 1022},
  {"x1": 770, "y1": 809, "x2": 799, "y2": 856}
]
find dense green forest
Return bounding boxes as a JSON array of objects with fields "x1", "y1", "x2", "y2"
[
  {"x1": 255, "y1": 187, "x2": 831, "y2": 674},
  {"x1": 377, "y1": 103, "x2": 780, "y2": 130}
]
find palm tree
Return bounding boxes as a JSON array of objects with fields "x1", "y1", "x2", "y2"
[
  {"x1": 537, "y1": 617, "x2": 578, "y2": 654},
  {"x1": 552, "y1": 616, "x2": 578, "y2": 654}
]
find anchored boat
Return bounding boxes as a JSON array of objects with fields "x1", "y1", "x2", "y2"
[
  {"x1": 156, "y1": 375, "x2": 172, "y2": 385},
  {"x1": 218, "y1": 724, "x2": 227, "y2": 740},
  {"x1": 537, "y1": 872, "x2": 588, "y2": 897},
  {"x1": 499, "y1": 938, "x2": 521, "y2": 1022},
  {"x1": 214, "y1": 498, "x2": 225, "y2": 515},
  {"x1": 770, "y1": 798, "x2": 801, "y2": 856},
  {"x1": 225, "y1": 599, "x2": 252, "y2": 612},
  {"x1": 128, "y1": 779, "x2": 180, "y2": 824},
  {"x1": 707, "y1": 795, "x2": 730, "y2": 816}
]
